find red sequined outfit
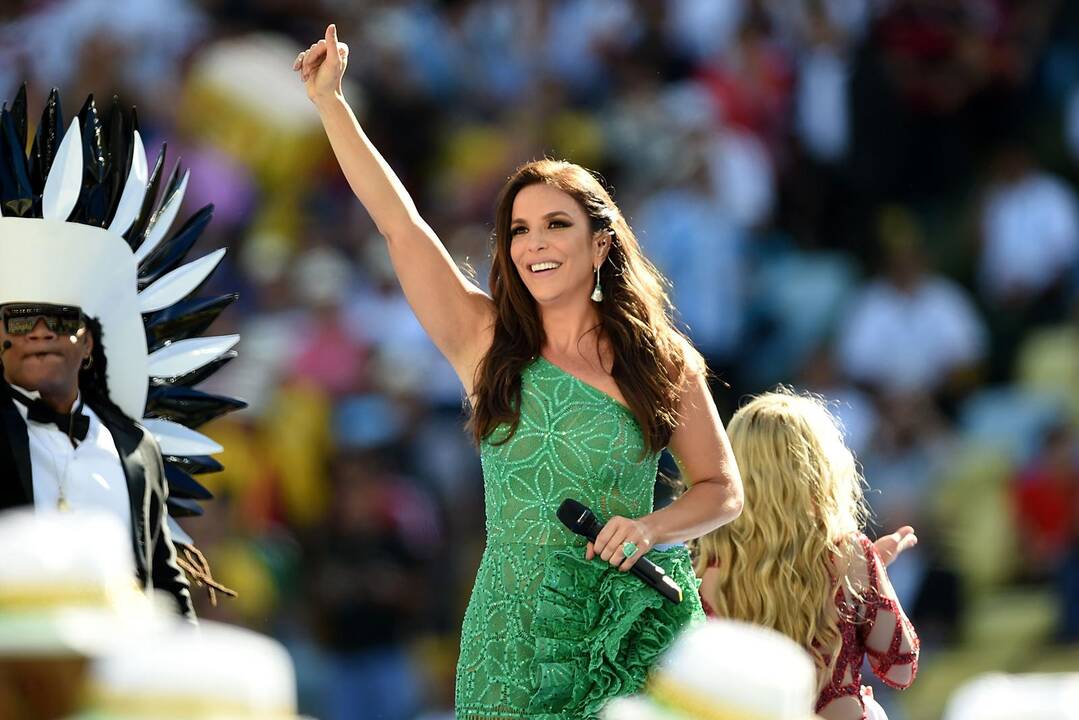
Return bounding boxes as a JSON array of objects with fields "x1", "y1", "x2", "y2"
[{"x1": 701, "y1": 533, "x2": 919, "y2": 720}]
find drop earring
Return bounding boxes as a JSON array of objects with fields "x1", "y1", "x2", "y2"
[{"x1": 591, "y1": 265, "x2": 603, "y2": 302}]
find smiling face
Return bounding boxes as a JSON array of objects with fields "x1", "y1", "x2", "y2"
[
  {"x1": 508, "y1": 183, "x2": 610, "y2": 307},
  {"x1": 0, "y1": 306, "x2": 92, "y2": 398}
]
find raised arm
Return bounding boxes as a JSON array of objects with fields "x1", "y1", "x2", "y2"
[{"x1": 295, "y1": 24, "x2": 493, "y2": 389}]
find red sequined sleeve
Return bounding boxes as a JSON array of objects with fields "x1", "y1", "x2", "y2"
[{"x1": 856, "y1": 534, "x2": 920, "y2": 689}]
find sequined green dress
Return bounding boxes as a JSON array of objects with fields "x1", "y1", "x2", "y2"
[{"x1": 455, "y1": 358, "x2": 704, "y2": 719}]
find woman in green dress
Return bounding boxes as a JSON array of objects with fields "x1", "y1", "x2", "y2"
[{"x1": 295, "y1": 24, "x2": 744, "y2": 719}]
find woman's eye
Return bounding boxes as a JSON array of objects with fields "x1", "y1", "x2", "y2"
[
  {"x1": 510, "y1": 226, "x2": 526, "y2": 236},
  {"x1": 549, "y1": 220, "x2": 568, "y2": 229}
]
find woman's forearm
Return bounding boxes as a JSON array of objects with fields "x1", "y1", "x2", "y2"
[
  {"x1": 312, "y1": 92, "x2": 424, "y2": 239},
  {"x1": 641, "y1": 476, "x2": 743, "y2": 546}
]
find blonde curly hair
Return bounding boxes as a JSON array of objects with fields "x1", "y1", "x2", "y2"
[{"x1": 694, "y1": 389, "x2": 870, "y2": 687}]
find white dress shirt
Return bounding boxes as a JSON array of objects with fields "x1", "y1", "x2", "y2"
[
  {"x1": 980, "y1": 172, "x2": 1079, "y2": 301},
  {"x1": 838, "y1": 277, "x2": 987, "y2": 392},
  {"x1": 11, "y1": 384, "x2": 131, "y2": 529}
]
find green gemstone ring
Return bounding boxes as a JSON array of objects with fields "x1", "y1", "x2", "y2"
[{"x1": 622, "y1": 541, "x2": 638, "y2": 557}]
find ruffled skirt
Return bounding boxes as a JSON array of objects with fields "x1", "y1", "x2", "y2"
[{"x1": 456, "y1": 544, "x2": 704, "y2": 719}]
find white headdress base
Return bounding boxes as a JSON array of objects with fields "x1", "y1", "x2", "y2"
[{"x1": 0, "y1": 217, "x2": 149, "y2": 418}]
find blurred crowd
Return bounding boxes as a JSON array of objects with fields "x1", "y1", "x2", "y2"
[{"x1": 3, "y1": 0, "x2": 1079, "y2": 718}]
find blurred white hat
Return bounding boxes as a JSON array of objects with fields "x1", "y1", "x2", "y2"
[
  {"x1": 943, "y1": 673, "x2": 1079, "y2": 720},
  {"x1": 602, "y1": 619, "x2": 819, "y2": 720},
  {"x1": 0, "y1": 508, "x2": 156, "y2": 658},
  {"x1": 72, "y1": 619, "x2": 306, "y2": 719}
]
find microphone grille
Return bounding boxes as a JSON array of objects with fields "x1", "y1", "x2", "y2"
[{"x1": 556, "y1": 498, "x2": 591, "y2": 533}]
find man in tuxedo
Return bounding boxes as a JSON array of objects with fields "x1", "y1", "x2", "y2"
[{"x1": 0, "y1": 303, "x2": 194, "y2": 619}]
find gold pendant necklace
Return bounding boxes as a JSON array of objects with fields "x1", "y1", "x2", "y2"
[{"x1": 49, "y1": 435, "x2": 73, "y2": 513}]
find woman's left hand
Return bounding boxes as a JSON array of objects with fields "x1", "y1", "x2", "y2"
[
  {"x1": 874, "y1": 525, "x2": 917, "y2": 566},
  {"x1": 587, "y1": 515, "x2": 654, "y2": 572}
]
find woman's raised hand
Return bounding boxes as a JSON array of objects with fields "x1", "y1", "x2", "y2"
[
  {"x1": 292, "y1": 23, "x2": 349, "y2": 102},
  {"x1": 874, "y1": 525, "x2": 918, "y2": 566}
]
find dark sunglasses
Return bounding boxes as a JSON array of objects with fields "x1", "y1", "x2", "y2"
[{"x1": 1, "y1": 304, "x2": 86, "y2": 336}]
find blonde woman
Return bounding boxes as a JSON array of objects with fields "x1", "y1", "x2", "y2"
[{"x1": 696, "y1": 391, "x2": 919, "y2": 720}]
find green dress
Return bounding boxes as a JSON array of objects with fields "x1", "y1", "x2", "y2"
[{"x1": 455, "y1": 357, "x2": 704, "y2": 719}]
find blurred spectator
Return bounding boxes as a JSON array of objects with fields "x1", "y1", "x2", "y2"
[
  {"x1": 1013, "y1": 423, "x2": 1079, "y2": 580},
  {"x1": 838, "y1": 206, "x2": 987, "y2": 395},
  {"x1": 0, "y1": 0, "x2": 206, "y2": 109},
  {"x1": 663, "y1": 0, "x2": 746, "y2": 63},
  {"x1": 793, "y1": 0, "x2": 853, "y2": 164},
  {"x1": 697, "y1": 6, "x2": 794, "y2": 154},
  {"x1": 862, "y1": 393, "x2": 966, "y2": 651},
  {"x1": 979, "y1": 144, "x2": 1079, "y2": 315},
  {"x1": 1015, "y1": 299, "x2": 1079, "y2": 426},
  {"x1": 541, "y1": 0, "x2": 638, "y2": 98},
  {"x1": 304, "y1": 398, "x2": 442, "y2": 720},
  {"x1": 343, "y1": 238, "x2": 462, "y2": 406},
  {"x1": 707, "y1": 122, "x2": 778, "y2": 231},
  {"x1": 1061, "y1": 540, "x2": 1079, "y2": 643},
  {"x1": 635, "y1": 150, "x2": 746, "y2": 366},
  {"x1": 1067, "y1": 84, "x2": 1079, "y2": 162},
  {"x1": 742, "y1": 241, "x2": 858, "y2": 389},
  {"x1": 288, "y1": 246, "x2": 370, "y2": 395},
  {"x1": 797, "y1": 343, "x2": 878, "y2": 458},
  {"x1": 864, "y1": 392, "x2": 956, "y2": 534}
]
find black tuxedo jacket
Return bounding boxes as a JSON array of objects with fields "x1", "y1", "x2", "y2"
[{"x1": 0, "y1": 386, "x2": 195, "y2": 619}]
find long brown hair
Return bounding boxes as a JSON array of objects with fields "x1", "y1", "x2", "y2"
[{"x1": 469, "y1": 159, "x2": 698, "y2": 454}]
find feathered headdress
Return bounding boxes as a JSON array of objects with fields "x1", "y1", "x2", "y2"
[{"x1": 0, "y1": 84, "x2": 244, "y2": 559}]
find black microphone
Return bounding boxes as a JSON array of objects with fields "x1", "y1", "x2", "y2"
[
  {"x1": 0, "y1": 340, "x2": 10, "y2": 357},
  {"x1": 557, "y1": 498, "x2": 683, "y2": 604}
]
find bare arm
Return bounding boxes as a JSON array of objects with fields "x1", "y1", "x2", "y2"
[
  {"x1": 589, "y1": 365, "x2": 744, "y2": 570},
  {"x1": 862, "y1": 538, "x2": 919, "y2": 688},
  {"x1": 296, "y1": 25, "x2": 492, "y2": 386}
]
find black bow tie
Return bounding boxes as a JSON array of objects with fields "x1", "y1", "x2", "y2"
[{"x1": 8, "y1": 388, "x2": 90, "y2": 442}]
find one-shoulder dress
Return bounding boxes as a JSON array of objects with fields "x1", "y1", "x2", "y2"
[{"x1": 455, "y1": 357, "x2": 703, "y2": 719}]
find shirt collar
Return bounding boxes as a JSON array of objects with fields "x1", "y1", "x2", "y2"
[{"x1": 9, "y1": 383, "x2": 84, "y2": 423}]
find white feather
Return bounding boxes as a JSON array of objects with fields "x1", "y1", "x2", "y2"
[
  {"x1": 137, "y1": 248, "x2": 226, "y2": 314},
  {"x1": 106, "y1": 130, "x2": 148, "y2": 235},
  {"x1": 134, "y1": 169, "x2": 190, "y2": 265},
  {"x1": 147, "y1": 335, "x2": 240, "y2": 379},
  {"x1": 143, "y1": 418, "x2": 223, "y2": 456},
  {"x1": 41, "y1": 118, "x2": 83, "y2": 221}
]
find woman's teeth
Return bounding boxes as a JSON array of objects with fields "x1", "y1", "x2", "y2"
[{"x1": 530, "y1": 262, "x2": 561, "y2": 272}]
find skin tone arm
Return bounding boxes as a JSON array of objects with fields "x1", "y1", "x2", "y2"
[
  {"x1": 588, "y1": 366, "x2": 744, "y2": 571},
  {"x1": 295, "y1": 25, "x2": 492, "y2": 388},
  {"x1": 866, "y1": 526, "x2": 919, "y2": 686}
]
